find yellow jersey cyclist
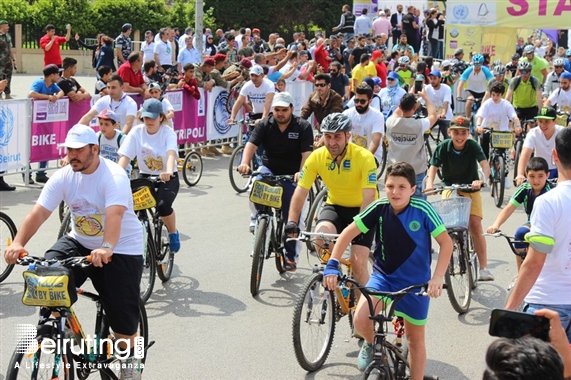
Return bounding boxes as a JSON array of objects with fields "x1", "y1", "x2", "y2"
[
  {"x1": 506, "y1": 61, "x2": 543, "y2": 124},
  {"x1": 285, "y1": 113, "x2": 378, "y2": 288}
]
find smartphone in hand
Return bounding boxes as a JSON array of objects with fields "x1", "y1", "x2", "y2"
[{"x1": 489, "y1": 309, "x2": 550, "y2": 341}]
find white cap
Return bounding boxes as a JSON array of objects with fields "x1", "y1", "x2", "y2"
[
  {"x1": 60, "y1": 124, "x2": 98, "y2": 149},
  {"x1": 442, "y1": 60, "x2": 451, "y2": 67},
  {"x1": 272, "y1": 92, "x2": 293, "y2": 108},
  {"x1": 249, "y1": 65, "x2": 264, "y2": 76}
]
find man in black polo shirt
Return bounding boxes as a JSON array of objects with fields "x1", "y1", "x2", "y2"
[{"x1": 237, "y1": 92, "x2": 314, "y2": 271}]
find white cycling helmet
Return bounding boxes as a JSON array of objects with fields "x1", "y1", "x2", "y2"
[
  {"x1": 518, "y1": 61, "x2": 532, "y2": 71},
  {"x1": 492, "y1": 65, "x2": 506, "y2": 76},
  {"x1": 553, "y1": 58, "x2": 565, "y2": 67},
  {"x1": 321, "y1": 113, "x2": 352, "y2": 133},
  {"x1": 523, "y1": 45, "x2": 535, "y2": 54},
  {"x1": 397, "y1": 56, "x2": 410, "y2": 65}
]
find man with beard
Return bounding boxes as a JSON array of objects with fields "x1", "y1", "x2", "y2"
[
  {"x1": 300, "y1": 73, "x2": 344, "y2": 127},
  {"x1": 343, "y1": 84, "x2": 384, "y2": 166},
  {"x1": 329, "y1": 61, "x2": 351, "y2": 100},
  {"x1": 237, "y1": 92, "x2": 313, "y2": 271}
]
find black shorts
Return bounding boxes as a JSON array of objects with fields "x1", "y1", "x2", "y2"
[
  {"x1": 317, "y1": 204, "x2": 375, "y2": 248},
  {"x1": 515, "y1": 106, "x2": 539, "y2": 122},
  {"x1": 467, "y1": 90, "x2": 485, "y2": 99},
  {"x1": 45, "y1": 236, "x2": 143, "y2": 336}
]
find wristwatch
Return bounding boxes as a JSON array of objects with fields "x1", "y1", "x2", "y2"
[{"x1": 101, "y1": 242, "x2": 113, "y2": 250}]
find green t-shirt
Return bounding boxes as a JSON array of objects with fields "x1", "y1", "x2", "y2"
[
  {"x1": 509, "y1": 75, "x2": 540, "y2": 109},
  {"x1": 430, "y1": 139, "x2": 486, "y2": 186},
  {"x1": 520, "y1": 55, "x2": 549, "y2": 83}
]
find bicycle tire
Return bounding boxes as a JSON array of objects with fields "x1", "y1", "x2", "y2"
[
  {"x1": 469, "y1": 234, "x2": 479, "y2": 289},
  {"x1": 0, "y1": 212, "x2": 17, "y2": 283},
  {"x1": 156, "y1": 220, "x2": 174, "y2": 282},
  {"x1": 513, "y1": 139, "x2": 523, "y2": 183},
  {"x1": 57, "y1": 210, "x2": 72, "y2": 240},
  {"x1": 274, "y1": 219, "x2": 286, "y2": 274},
  {"x1": 100, "y1": 298, "x2": 149, "y2": 380},
  {"x1": 292, "y1": 272, "x2": 336, "y2": 372},
  {"x1": 140, "y1": 231, "x2": 157, "y2": 304},
  {"x1": 181, "y1": 151, "x2": 203, "y2": 187},
  {"x1": 377, "y1": 141, "x2": 388, "y2": 180},
  {"x1": 58, "y1": 201, "x2": 67, "y2": 222},
  {"x1": 363, "y1": 360, "x2": 391, "y2": 380},
  {"x1": 385, "y1": 340, "x2": 409, "y2": 380},
  {"x1": 229, "y1": 146, "x2": 251, "y2": 193},
  {"x1": 303, "y1": 188, "x2": 328, "y2": 252},
  {"x1": 492, "y1": 155, "x2": 505, "y2": 208},
  {"x1": 6, "y1": 324, "x2": 74, "y2": 380},
  {"x1": 250, "y1": 217, "x2": 267, "y2": 297},
  {"x1": 444, "y1": 232, "x2": 472, "y2": 314}
]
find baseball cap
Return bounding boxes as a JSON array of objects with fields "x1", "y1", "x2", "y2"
[
  {"x1": 560, "y1": 71, "x2": 571, "y2": 80},
  {"x1": 442, "y1": 60, "x2": 451, "y2": 68},
  {"x1": 362, "y1": 77, "x2": 375, "y2": 89},
  {"x1": 60, "y1": 124, "x2": 98, "y2": 148},
  {"x1": 203, "y1": 58, "x2": 215, "y2": 66},
  {"x1": 454, "y1": 48, "x2": 464, "y2": 56},
  {"x1": 140, "y1": 98, "x2": 163, "y2": 119},
  {"x1": 148, "y1": 82, "x2": 162, "y2": 91},
  {"x1": 387, "y1": 71, "x2": 399, "y2": 80},
  {"x1": 272, "y1": 92, "x2": 293, "y2": 108},
  {"x1": 449, "y1": 116, "x2": 470, "y2": 129},
  {"x1": 240, "y1": 58, "x2": 253, "y2": 68},
  {"x1": 97, "y1": 109, "x2": 119, "y2": 124},
  {"x1": 250, "y1": 65, "x2": 264, "y2": 76},
  {"x1": 252, "y1": 28, "x2": 260, "y2": 34},
  {"x1": 535, "y1": 106, "x2": 557, "y2": 120},
  {"x1": 428, "y1": 70, "x2": 442, "y2": 78},
  {"x1": 371, "y1": 50, "x2": 384, "y2": 60},
  {"x1": 0, "y1": 20, "x2": 8, "y2": 26},
  {"x1": 43, "y1": 64, "x2": 60, "y2": 76}
]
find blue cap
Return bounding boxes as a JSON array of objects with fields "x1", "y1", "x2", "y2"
[
  {"x1": 387, "y1": 71, "x2": 399, "y2": 80},
  {"x1": 141, "y1": 98, "x2": 163, "y2": 119},
  {"x1": 560, "y1": 71, "x2": 571, "y2": 80},
  {"x1": 428, "y1": 70, "x2": 442, "y2": 78}
]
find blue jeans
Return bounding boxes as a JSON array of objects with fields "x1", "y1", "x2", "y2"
[
  {"x1": 37, "y1": 161, "x2": 48, "y2": 178},
  {"x1": 414, "y1": 172, "x2": 427, "y2": 200},
  {"x1": 524, "y1": 303, "x2": 571, "y2": 342}
]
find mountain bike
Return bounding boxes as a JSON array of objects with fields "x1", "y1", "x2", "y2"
[
  {"x1": 6, "y1": 254, "x2": 153, "y2": 380},
  {"x1": 178, "y1": 150, "x2": 203, "y2": 187},
  {"x1": 228, "y1": 120, "x2": 263, "y2": 193},
  {"x1": 340, "y1": 276, "x2": 441, "y2": 380},
  {"x1": 487, "y1": 129, "x2": 515, "y2": 208},
  {"x1": 0, "y1": 211, "x2": 18, "y2": 283},
  {"x1": 425, "y1": 184, "x2": 480, "y2": 314}
]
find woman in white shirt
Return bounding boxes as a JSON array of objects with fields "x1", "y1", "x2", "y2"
[{"x1": 118, "y1": 99, "x2": 181, "y2": 252}]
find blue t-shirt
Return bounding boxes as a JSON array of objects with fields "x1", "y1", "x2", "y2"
[
  {"x1": 509, "y1": 182, "x2": 552, "y2": 220},
  {"x1": 354, "y1": 198, "x2": 446, "y2": 284},
  {"x1": 29, "y1": 78, "x2": 61, "y2": 96},
  {"x1": 459, "y1": 65, "x2": 494, "y2": 83}
]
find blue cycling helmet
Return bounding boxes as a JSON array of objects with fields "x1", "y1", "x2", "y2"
[
  {"x1": 472, "y1": 54, "x2": 484, "y2": 64},
  {"x1": 372, "y1": 76, "x2": 382, "y2": 86}
]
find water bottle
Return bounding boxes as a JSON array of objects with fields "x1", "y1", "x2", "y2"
[{"x1": 340, "y1": 284, "x2": 349, "y2": 299}]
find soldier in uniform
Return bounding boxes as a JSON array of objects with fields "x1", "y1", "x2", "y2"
[{"x1": 0, "y1": 20, "x2": 16, "y2": 100}]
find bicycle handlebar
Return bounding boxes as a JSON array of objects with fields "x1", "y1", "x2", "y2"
[
  {"x1": 423, "y1": 183, "x2": 482, "y2": 195},
  {"x1": 483, "y1": 232, "x2": 527, "y2": 258},
  {"x1": 16, "y1": 254, "x2": 92, "y2": 268},
  {"x1": 249, "y1": 171, "x2": 294, "y2": 182},
  {"x1": 285, "y1": 230, "x2": 340, "y2": 243}
]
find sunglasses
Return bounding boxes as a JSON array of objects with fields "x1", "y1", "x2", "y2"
[
  {"x1": 520, "y1": 70, "x2": 530, "y2": 74},
  {"x1": 387, "y1": 77, "x2": 396, "y2": 81},
  {"x1": 474, "y1": 63, "x2": 482, "y2": 66},
  {"x1": 354, "y1": 98, "x2": 368, "y2": 104},
  {"x1": 555, "y1": 65, "x2": 563, "y2": 68},
  {"x1": 399, "y1": 65, "x2": 407, "y2": 68},
  {"x1": 315, "y1": 83, "x2": 328, "y2": 87}
]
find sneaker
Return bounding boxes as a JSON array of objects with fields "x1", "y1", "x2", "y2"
[
  {"x1": 35, "y1": 176, "x2": 49, "y2": 184},
  {"x1": 0, "y1": 181, "x2": 15, "y2": 191},
  {"x1": 283, "y1": 259, "x2": 297, "y2": 272},
  {"x1": 357, "y1": 342, "x2": 374, "y2": 372},
  {"x1": 169, "y1": 230, "x2": 180, "y2": 253},
  {"x1": 120, "y1": 357, "x2": 142, "y2": 380},
  {"x1": 479, "y1": 267, "x2": 495, "y2": 281}
]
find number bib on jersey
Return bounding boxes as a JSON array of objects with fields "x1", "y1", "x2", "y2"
[{"x1": 249, "y1": 180, "x2": 283, "y2": 208}]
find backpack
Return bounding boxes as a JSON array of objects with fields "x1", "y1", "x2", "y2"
[
  {"x1": 512, "y1": 75, "x2": 538, "y2": 92},
  {"x1": 97, "y1": 130, "x2": 124, "y2": 150}
]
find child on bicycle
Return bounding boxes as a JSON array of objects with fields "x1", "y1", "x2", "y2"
[
  {"x1": 323, "y1": 162, "x2": 453, "y2": 378},
  {"x1": 486, "y1": 157, "x2": 552, "y2": 269},
  {"x1": 425, "y1": 115, "x2": 493, "y2": 281}
]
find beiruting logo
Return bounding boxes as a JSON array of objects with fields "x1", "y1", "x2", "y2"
[{"x1": 15, "y1": 324, "x2": 144, "y2": 361}]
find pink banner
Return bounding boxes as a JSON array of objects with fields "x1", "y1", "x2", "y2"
[
  {"x1": 30, "y1": 98, "x2": 92, "y2": 163},
  {"x1": 166, "y1": 89, "x2": 207, "y2": 144}
]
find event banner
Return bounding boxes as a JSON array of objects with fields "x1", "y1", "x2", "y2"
[
  {"x1": 445, "y1": 25, "x2": 482, "y2": 60},
  {"x1": 166, "y1": 89, "x2": 207, "y2": 144},
  {"x1": 444, "y1": 25, "x2": 517, "y2": 63},
  {"x1": 30, "y1": 99, "x2": 91, "y2": 162},
  {"x1": 206, "y1": 86, "x2": 240, "y2": 141},
  {"x1": 0, "y1": 99, "x2": 30, "y2": 171}
]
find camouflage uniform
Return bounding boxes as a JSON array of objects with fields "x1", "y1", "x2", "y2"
[
  {"x1": 210, "y1": 69, "x2": 230, "y2": 88},
  {"x1": 193, "y1": 63, "x2": 212, "y2": 87},
  {"x1": 0, "y1": 31, "x2": 14, "y2": 95}
]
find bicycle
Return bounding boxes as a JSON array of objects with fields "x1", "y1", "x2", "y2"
[
  {"x1": 249, "y1": 172, "x2": 294, "y2": 297},
  {"x1": 178, "y1": 150, "x2": 203, "y2": 187},
  {"x1": 457, "y1": 97, "x2": 483, "y2": 139},
  {"x1": 228, "y1": 120, "x2": 263, "y2": 193},
  {"x1": 486, "y1": 129, "x2": 515, "y2": 208},
  {"x1": 425, "y1": 184, "x2": 480, "y2": 314},
  {"x1": 339, "y1": 276, "x2": 441, "y2": 380},
  {"x1": 0, "y1": 211, "x2": 18, "y2": 283},
  {"x1": 512, "y1": 119, "x2": 532, "y2": 185},
  {"x1": 6, "y1": 254, "x2": 153, "y2": 380}
]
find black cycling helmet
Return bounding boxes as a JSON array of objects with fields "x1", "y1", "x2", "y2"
[{"x1": 321, "y1": 113, "x2": 352, "y2": 133}]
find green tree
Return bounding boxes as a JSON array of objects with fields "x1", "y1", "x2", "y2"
[
  {"x1": 169, "y1": 0, "x2": 216, "y2": 31},
  {"x1": 0, "y1": 0, "x2": 31, "y2": 25},
  {"x1": 31, "y1": 0, "x2": 95, "y2": 38}
]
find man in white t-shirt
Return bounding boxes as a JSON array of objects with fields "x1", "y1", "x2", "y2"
[
  {"x1": 141, "y1": 30, "x2": 155, "y2": 63},
  {"x1": 278, "y1": 52, "x2": 311, "y2": 83},
  {"x1": 228, "y1": 65, "x2": 275, "y2": 123},
  {"x1": 79, "y1": 75, "x2": 138, "y2": 134},
  {"x1": 424, "y1": 70, "x2": 453, "y2": 139},
  {"x1": 516, "y1": 106, "x2": 563, "y2": 185},
  {"x1": 476, "y1": 81, "x2": 522, "y2": 158},
  {"x1": 505, "y1": 127, "x2": 571, "y2": 342},
  {"x1": 343, "y1": 83, "x2": 384, "y2": 165},
  {"x1": 545, "y1": 71, "x2": 571, "y2": 126},
  {"x1": 3, "y1": 124, "x2": 145, "y2": 378},
  {"x1": 154, "y1": 28, "x2": 174, "y2": 71}
]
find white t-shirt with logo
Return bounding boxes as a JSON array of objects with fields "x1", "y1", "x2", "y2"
[
  {"x1": 548, "y1": 88, "x2": 571, "y2": 112},
  {"x1": 154, "y1": 40, "x2": 173, "y2": 66},
  {"x1": 118, "y1": 124, "x2": 178, "y2": 175},
  {"x1": 343, "y1": 107, "x2": 385, "y2": 163},
  {"x1": 476, "y1": 98, "x2": 517, "y2": 131},
  {"x1": 37, "y1": 158, "x2": 143, "y2": 255},
  {"x1": 525, "y1": 181, "x2": 571, "y2": 305},
  {"x1": 523, "y1": 124, "x2": 563, "y2": 170},
  {"x1": 425, "y1": 84, "x2": 454, "y2": 120},
  {"x1": 92, "y1": 94, "x2": 138, "y2": 131},
  {"x1": 239, "y1": 78, "x2": 275, "y2": 114}
]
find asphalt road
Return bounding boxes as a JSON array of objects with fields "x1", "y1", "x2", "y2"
[{"x1": 0, "y1": 75, "x2": 527, "y2": 380}]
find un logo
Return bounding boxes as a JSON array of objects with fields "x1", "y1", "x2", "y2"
[
  {"x1": 0, "y1": 105, "x2": 14, "y2": 148},
  {"x1": 213, "y1": 91, "x2": 231, "y2": 135},
  {"x1": 453, "y1": 5, "x2": 469, "y2": 20}
]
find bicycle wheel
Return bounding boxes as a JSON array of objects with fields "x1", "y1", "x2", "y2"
[
  {"x1": 229, "y1": 146, "x2": 251, "y2": 193},
  {"x1": 513, "y1": 139, "x2": 523, "y2": 183},
  {"x1": 492, "y1": 155, "x2": 505, "y2": 208},
  {"x1": 182, "y1": 151, "x2": 203, "y2": 187},
  {"x1": 250, "y1": 217, "x2": 267, "y2": 297},
  {"x1": 0, "y1": 212, "x2": 17, "y2": 283},
  {"x1": 156, "y1": 220, "x2": 174, "y2": 282},
  {"x1": 57, "y1": 210, "x2": 72, "y2": 240},
  {"x1": 100, "y1": 298, "x2": 149, "y2": 380},
  {"x1": 384, "y1": 340, "x2": 410, "y2": 380},
  {"x1": 363, "y1": 361, "x2": 392, "y2": 380},
  {"x1": 444, "y1": 232, "x2": 472, "y2": 314},
  {"x1": 58, "y1": 201, "x2": 68, "y2": 222},
  {"x1": 377, "y1": 142, "x2": 388, "y2": 180},
  {"x1": 140, "y1": 230, "x2": 157, "y2": 304},
  {"x1": 6, "y1": 324, "x2": 74, "y2": 380},
  {"x1": 304, "y1": 188, "x2": 328, "y2": 252},
  {"x1": 292, "y1": 272, "x2": 336, "y2": 372},
  {"x1": 469, "y1": 234, "x2": 479, "y2": 290}
]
